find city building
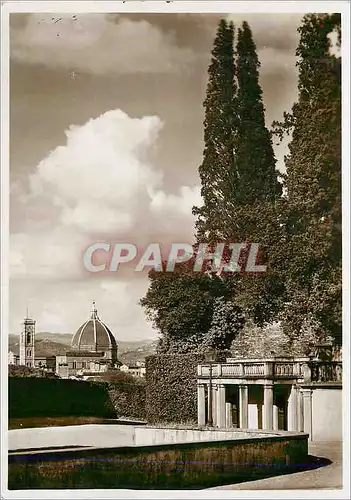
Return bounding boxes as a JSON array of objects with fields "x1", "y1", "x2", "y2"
[
  {"x1": 8, "y1": 351, "x2": 19, "y2": 365},
  {"x1": 56, "y1": 302, "x2": 119, "y2": 378},
  {"x1": 120, "y1": 362, "x2": 146, "y2": 378},
  {"x1": 34, "y1": 356, "x2": 56, "y2": 373}
]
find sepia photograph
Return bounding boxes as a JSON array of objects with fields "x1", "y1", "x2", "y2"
[{"x1": 1, "y1": 0, "x2": 349, "y2": 497}]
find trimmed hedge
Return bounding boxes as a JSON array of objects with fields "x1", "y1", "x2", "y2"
[
  {"x1": 9, "y1": 378, "x2": 116, "y2": 419},
  {"x1": 107, "y1": 375, "x2": 146, "y2": 421},
  {"x1": 145, "y1": 354, "x2": 205, "y2": 424}
]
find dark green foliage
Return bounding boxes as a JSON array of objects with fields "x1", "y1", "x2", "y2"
[
  {"x1": 204, "y1": 297, "x2": 245, "y2": 350},
  {"x1": 8, "y1": 378, "x2": 116, "y2": 419},
  {"x1": 221, "y1": 22, "x2": 284, "y2": 326},
  {"x1": 193, "y1": 19, "x2": 237, "y2": 241},
  {"x1": 140, "y1": 257, "x2": 233, "y2": 351},
  {"x1": 273, "y1": 14, "x2": 341, "y2": 345},
  {"x1": 193, "y1": 19, "x2": 284, "y2": 328},
  {"x1": 235, "y1": 21, "x2": 282, "y2": 207},
  {"x1": 8, "y1": 365, "x2": 58, "y2": 378},
  {"x1": 103, "y1": 371, "x2": 146, "y2": 421},
  {"x1": 145, "y1": 354, "x2": 205, "y2": 424}
]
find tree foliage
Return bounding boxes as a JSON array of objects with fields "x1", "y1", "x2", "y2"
[
  {"x1": 193, "y1": 19, "x2": 236, "y2": 241},
  {"x1": 215, "y1": 21, "x2": 284, "y2": 326},
  {"x1": 141, "y1": 15, "x2": 342, "y2": 356},
  {"x1": 234, "y1": 21, "x2": 282, "y2": 207},
  {"x1": 140, "y1": 256, "x2": 234, "y2": 353},
  {"x1": 203, "y1": 297, "x2": 244, "y2": 350},
  {"x1": 274, "y1": 13, "x2": 342, "y2": 345}
]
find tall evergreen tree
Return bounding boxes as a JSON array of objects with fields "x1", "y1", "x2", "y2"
[
  {"x1": 235, "y1": 21, "x2": 282, "y2": 206},
  {"x1": 193, "y1": 19, "x2": 236, "y2": 241},
  {"x1": 141, "y1": 20, "x2": 240, "y2": 354},
  {"x1": 278, "y1": 14, "x2": 341, "y2": 346},
  {"x1": 221, "y1": 22, "x2": 284, "y2": 325}
]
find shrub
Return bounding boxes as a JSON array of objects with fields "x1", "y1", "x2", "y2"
[
  {"x1": 145, "y1": 353, "x2": 205, "y2": 424},
  {"x1": 8, "y1": 378, "x2": 116, "y2": 419},
  {"x1": 8, "y1": 365, "x2": 58, "y2": 379},
  {"x1": 105, "y1": 372, "x2": 146, "y2": 421}
]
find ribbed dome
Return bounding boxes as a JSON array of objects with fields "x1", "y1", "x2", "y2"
[{"x1": 71, "y1": 302, "x2": 117, "y2": 353}]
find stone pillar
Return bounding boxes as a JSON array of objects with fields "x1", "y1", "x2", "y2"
[
  {"x1": 287, "y1": 385, "x2": 298, "y2": 431},
  {"x1": 263, "y1": 384, "x2": 274, "y2": 430},
  {"x1": 217, "y1": 384, "x2": 226, "y2": 428},
  {"x1": 225, "y1": 402, "x2": 233, "y2": 428},
  {"x1": 248, "y1": 404, "x2": 259, "y2": 429},
  {"x1": 239, "y1": 384, "x2": 249, "y2": 428},
  {"x1": 301, "y1": 388, "x2": 313, "y2": 440},
  {"x1": 197, "y1": 384, "x2": 206, "y2": 426},
  {"x1": 208, "y1": 384, "x2": 216, "y2": 427},
  {"x1": 297, "y1": 388, "x2": 304, "y2": 432},
  {"x1": 273, "y1": 405, "x2": 279, "y2": 430}
]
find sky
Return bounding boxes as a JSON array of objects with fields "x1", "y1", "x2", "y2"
[{"x1": 9, "y1": 12, "x2": 304, "y2": 340}]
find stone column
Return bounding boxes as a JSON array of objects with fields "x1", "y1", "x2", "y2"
[
  {"x1": 263, "y1": 384, "x2": 274, "y2": 430},
  {"x1": 217, "y1": 384, "x2": 226, "y2": 428},
  {"x1": 273, "y1": 405, "x2": 279, "y2": 430},
  {"x1": 287, "y1": 385, "x2": 298, "y2": 431},
  {"x1": 208, "y1": 384, "x2": 216, "y2": 427},
  {"x1": 239, "y1": 384, "x2": 249, "y2": 428},
  {"x1": 297, "y1": 388, "x2": 304, "y2": 432},
  {"x1": 225, "y1": 402, "x2": 233, "y2": 428},
  {"x1": 301, "y1": 388, "x2": 313, "y2": 440},
  {"x1": 197, "y1": 384, "x2": 206, "y2": 426}
]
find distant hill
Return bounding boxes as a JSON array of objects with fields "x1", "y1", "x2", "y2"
[
  {"x1": 118, "y1": 339, "x2": 158, "y2": 365},
  {"x1": 8, "y1": 335, "x2": 71, "y2": 357},
  {"x1": 8, "y1": 332, "x2": 158, "y2": 362}
]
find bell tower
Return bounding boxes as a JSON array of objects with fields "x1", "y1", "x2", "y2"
[{"x1": 19, "y1": 315, "x2": 36, "y2": 367}]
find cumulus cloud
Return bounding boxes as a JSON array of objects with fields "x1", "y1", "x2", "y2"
[
  {"x1": 11, "y1": 13, "x2": 196, "y2": 74},
  {"x1": 10, "y1": 109, "x2": 201, "y2": 284},
  {"x1": 10, "y1": 107, "x2": 202, "y2": 335},
  {"x1": 28, "y1": 110, "x2": 164, "y2": 234}
]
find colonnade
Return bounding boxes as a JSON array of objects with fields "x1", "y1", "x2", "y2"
[{"x1": 197, "y1": 382, "x2": 312, "y2": 434}]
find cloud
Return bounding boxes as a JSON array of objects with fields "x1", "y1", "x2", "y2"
[
  {"x1": 10, "y1": 108, "x2": 201, "y2": 282},
  {"x1": 150, "y1": 185, "x2": 202, "y2": 218},
  {"x1": 10, "y1": 107, "x2": 202, "y2": 336},
  {"x1": 226, "y1": 13, "x2": 302, "y2": 52},
  {"x1": 28, "y1": 109, "x2": 164, "y2": 234},
  {"x1": 11, "y1": 13, "x2": 196, "y2": 74}
]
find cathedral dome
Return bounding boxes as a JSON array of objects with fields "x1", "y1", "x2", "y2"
[{"x1": 71, "y1": 302, "x2": 117, "y2": 354}]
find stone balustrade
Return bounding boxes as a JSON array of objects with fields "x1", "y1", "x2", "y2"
[
  {"x1": 310, "y1": 361, "x2": 342, "y2": 382},
  {"x1": 197, "y1": 359, "x2": 342, "y2": 382},
  {"x1": 198, "y1": 359, "x2": 297, "y2": 380}
]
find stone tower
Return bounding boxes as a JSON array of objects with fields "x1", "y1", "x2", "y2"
[{"x1": 19, "y1": 316, "x2": 36, "y2": 367}]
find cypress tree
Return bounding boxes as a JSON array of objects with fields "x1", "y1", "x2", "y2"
[
  {"x1": 193, "y1": 19, "x2": 236, "y2": 242},
  {"x1": 235, "y1": 21, "x2": 282, "y2": 207},
  {"x1": 280, "y1": 14, "x2": 341, "y2": 346},
  {"x1": 223, "y1": 22, "x2": 284, "y2": 325}
]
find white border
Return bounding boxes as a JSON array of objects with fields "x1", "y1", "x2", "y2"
[{"x1": 1, "y1": 1, "x2": 350, "y2": 499}]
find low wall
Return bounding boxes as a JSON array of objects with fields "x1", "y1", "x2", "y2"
[
  {"x1": 9, "y1": 424, "x2": 135, "y2": 451},
  {"x1": 133, "y1": 426, "x2": 281, "y2": 446},
  {"x1": 9, "y1": 433, "x2": 308, "y2": 490}
]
